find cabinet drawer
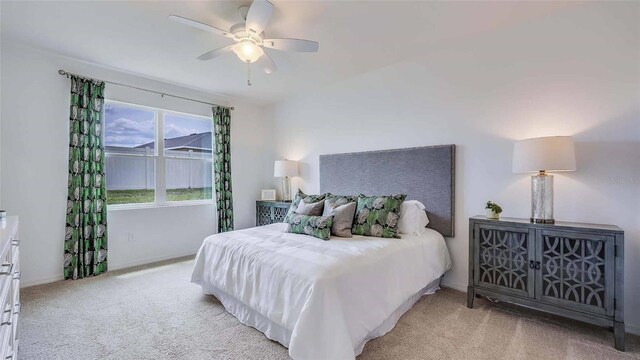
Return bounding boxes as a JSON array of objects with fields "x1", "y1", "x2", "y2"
[
  {"x1": 473, "y1": 224, "x2": 535, "y2": 298},
  {"x1": 536, "y1": 229, "x2": 615, "y2": 316}
]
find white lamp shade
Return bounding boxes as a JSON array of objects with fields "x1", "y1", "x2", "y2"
[
  {"x1": 274, "y1": 160, "x2": 299, "y2": 177},
  {"x1": 513, "y1": 136, "x2": 576, "y2": 173}
]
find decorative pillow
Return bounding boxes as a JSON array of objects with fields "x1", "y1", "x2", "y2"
[
  {"x1": 296, "y1": 199, "x2": 325, "y2": 216},
  {"x1": 284, "y1": 190, "x2": 327, "y2": 222},
  {"x1": 287, "y1": 213, "x2": 334, "y2": 240},
  {"x1": 322, "y1": 200, "x2": 357, "y2": 237},
  {"x1": 352, "y1": 194, "x2": 407, "y2": 238},
  {"x1": 398, "y1": 200, "x2": 430, "y2": 236},
  {"x1": 324, "y1": 194, "x2": 358, "y2": 208}
]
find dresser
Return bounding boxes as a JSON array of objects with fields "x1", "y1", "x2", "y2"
[
  {"x1": 256, "y1": 201, "x2": 291, "y2": 226},
  {"x1": 467, "y1": 216, "x2": 624, "y2": 350},
  {"x1": 0, "y1": 217, "x2": 19, "y2": 359}
]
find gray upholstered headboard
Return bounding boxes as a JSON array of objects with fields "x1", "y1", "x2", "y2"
[{"x1": 319, "y1": 145, "x2": 455, "y2": 237}]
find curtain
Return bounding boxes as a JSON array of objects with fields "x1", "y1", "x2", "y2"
[
  {"x1": 64, "y1": 75, "x2": 108, "y2": 280},
  {"x1": 212, "y1": 106, "x2": 234, "y2": 232}
]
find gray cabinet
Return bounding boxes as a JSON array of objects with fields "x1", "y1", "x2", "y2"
[
  {"x1": 468, "y1": 216, "x2": 624, "y2": 351},
  {"x1": 256, "y1": 201, "x2": 291, "y2": 226}
]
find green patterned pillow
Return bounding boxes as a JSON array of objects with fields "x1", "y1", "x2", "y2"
[
  {"x1": 284, "y1": 190, "x2": 327, "y2": 222},
  {"x1": 352, "y1": 194, "x2": 407, "y2": 238},
  {"x1": 325, "y1": 194, "x2": 358, "y2": 208},
  {"x1": 286, "y1": 213, "x2": 334, "y2": 240}
]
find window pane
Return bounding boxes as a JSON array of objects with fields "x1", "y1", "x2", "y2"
[
  {"x1": 105, "y1": 102, "x2": 156, "y2": 155},
  {"x1": 106, "y1": 156, "x2": 155, "y2": 205},
  {"x1": 165, "y1": 159, "x2": 212, "y2": 202},
  {"x1": 163, "y1": 112, "x2": 212, "y2": 158}
]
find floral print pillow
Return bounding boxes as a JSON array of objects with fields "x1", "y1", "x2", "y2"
[
  {"x1": 352, "y1": 194, "x2": 407, "y2": 238},
  {"x1": 286, "y1": 213, "x2": 334, "y2": 240},
  {"x1": 284, "y1": 190, "x2": 327, "y2": 223},
  {"x1": 324, "y1": 194, "x2": 358, "y2": 208}
]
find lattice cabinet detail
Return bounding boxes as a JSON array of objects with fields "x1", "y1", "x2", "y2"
[
  {"x1": 476, "y1": 226, "x2": 534, "y2": 298},
  {"x1": 256, "y1": 201, "x2": 291, "y2": 226},
  {"x1": 468, "y1": 216, "x2": 624, "y2": 351}
]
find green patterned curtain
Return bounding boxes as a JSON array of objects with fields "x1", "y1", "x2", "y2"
[
  {"x1": 64, "y1": 75, "x2": 108, "y2": 280},
  {"x1": 212, "y1": 106, "x2": 234, "y2": 232}
]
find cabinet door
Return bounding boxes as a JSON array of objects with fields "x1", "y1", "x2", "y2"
[
  {"x1": 272, "y1": 204, "x2": 290, "y2": 223},
  {"x1": 256, "y1": 203, "x2": 273, "y2": 226},
  {"x1": 474, "y1": 224, "x2": 536, "y2": 298},
  {"x1": 536, "y1": 229, "x2": 614, "y2": 316}
]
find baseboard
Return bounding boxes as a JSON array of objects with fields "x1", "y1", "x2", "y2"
[
  {"x1": 21, "y1": 249, "x2": 199, "y2": 288},
  {"x1": 108, "y1": 249, "x2": 199, "y2": 271},
  {"x1": 440, "y1": 281, "x2": 467, "y2": 292},
  {"x1": 21, "y1": 274, "x2": 64, "y2": 288},
  {"x1": 626, "y1": 323, "x2": 640, "y2": 336}
]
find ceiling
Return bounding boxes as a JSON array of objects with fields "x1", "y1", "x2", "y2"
[{"x1": 1, "y1": 1, "x2": 572, "y2": 105}]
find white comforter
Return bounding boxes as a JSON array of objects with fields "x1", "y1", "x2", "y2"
[{"x1": 191, "y1": 223, "x2": 451, "y2": 360}]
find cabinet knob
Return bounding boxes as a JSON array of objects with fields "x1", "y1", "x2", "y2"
[{"x1": 529, "y1": 260, "x2": 535, "y2": 269}]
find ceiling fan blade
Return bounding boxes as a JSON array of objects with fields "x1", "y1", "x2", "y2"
[
  {"x1": 263, "y1": 38, "x2": 319, "y2": 52},
  {"x1": 196, "y1": 45, "x2": 235, "y2": 61},
  {"x1": 259, "y1": 52, "x2": 277, "y2": 74},
  {"x1": 245, "y1": 0, "x2": 273, "y2": 35},
  {"x1": 168, "y1": 15, "x2": 233, "y2": 38}
]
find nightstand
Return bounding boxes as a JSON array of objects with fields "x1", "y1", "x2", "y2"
[
  {"x1": 256, "y1": 201, "x2": 291, "y2": 226},
  {"x1": 468, "y1": 216, "x2": 625, "y2": 351}
]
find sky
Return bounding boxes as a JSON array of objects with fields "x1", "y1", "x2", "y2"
[{"x1": 105, "y1": 103, "x2": 211, "y2": 148}]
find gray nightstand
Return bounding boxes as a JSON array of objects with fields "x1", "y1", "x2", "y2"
[
  {"x1": 468, "y1": 216, "x2": 625, "y2": 351},
  {"x1": 256, "y1": 201, "x2": 291, "y2": 226}
]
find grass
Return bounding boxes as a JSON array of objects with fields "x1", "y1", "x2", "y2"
[{"x1": 107, "y1": 188, "x2": 213, "y2": 205}]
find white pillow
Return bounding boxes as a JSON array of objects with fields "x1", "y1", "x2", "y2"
[{"x1": 398, "y1": 200, "x2": 430, "y2": 236}]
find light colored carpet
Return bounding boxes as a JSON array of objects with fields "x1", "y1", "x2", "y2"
[{"x1": 20, "y1": 258, "x2": 640, "y2": 360}]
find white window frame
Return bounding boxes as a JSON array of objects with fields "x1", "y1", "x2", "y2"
[{"x1": 105, "y1": 100, "x2": 214, "y2": 210}]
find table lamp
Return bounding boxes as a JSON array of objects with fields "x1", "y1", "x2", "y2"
[
  {"x1": 512, "y1": 136, "x2": 576, "y2": 223},
  {"x1": 274, "y1": 160, "x2": 298, "y2": 201}
]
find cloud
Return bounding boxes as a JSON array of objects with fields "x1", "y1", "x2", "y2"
[
  {"x1": 104, "y1": 104, "x2": 211, "y2": 148},
  {"x1": 164, "y1": 115, "x2": 211, "y2": 139},
  {"x1": 164, "y1": 123, "x2": 202, "y2": 139},
  {"x1": 105, "y1": 117, "x2": 154, "y2": 147}
]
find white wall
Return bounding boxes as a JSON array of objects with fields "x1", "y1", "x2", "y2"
[
  {"x1": 270, "y1": 3, "x2": 640, "y2": 332},
  {"x1": 0, "y1": 42, "x2": 274, "y2": 286}
]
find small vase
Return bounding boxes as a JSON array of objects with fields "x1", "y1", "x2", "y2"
[{"x1": 486, "y1": 209, "x2": 500, "y2": 219}]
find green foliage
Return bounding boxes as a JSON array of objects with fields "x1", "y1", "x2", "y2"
[
  {"x1": 107, "y1": 188, "x2": 213, "y2": 205},
  {"x1": 485, "y1": 201, "x2": 503, "y2": 214}
]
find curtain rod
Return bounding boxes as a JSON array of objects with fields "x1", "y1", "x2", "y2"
[{"x1": 57, "y1": 69, "x2": 234, "y2": 110}]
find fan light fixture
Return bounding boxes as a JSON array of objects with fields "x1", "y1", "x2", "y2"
[
  {"x1": 169, "y1": 0, "x2": 320, "y2": 85},
  {"x1": 233, "y1": 39, "x2": 264, "y2": 63}
]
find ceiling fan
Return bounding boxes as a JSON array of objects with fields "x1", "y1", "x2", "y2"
[{"x1": 169, "y1": 0, "x2": 319, "y2": 85}]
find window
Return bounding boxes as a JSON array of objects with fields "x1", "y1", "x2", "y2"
[{"x1": 105, "y1": 101, "x2": 213, "y2": 206}]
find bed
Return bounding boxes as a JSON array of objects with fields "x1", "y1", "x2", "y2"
[{"x1": 192, "y1": 145, "x2": 456, "y2": 359}]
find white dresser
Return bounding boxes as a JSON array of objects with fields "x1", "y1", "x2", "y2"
[{"x1": 0, "y1": 217, "x2": 19, "y2": 359}]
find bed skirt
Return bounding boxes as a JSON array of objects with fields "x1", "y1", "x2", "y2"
[{"x1": 197, "y1": 277, "x2": 442, "y2": 358}]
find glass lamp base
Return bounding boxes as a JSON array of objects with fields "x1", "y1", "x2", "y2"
[
  {"x1": 281, "y1": 177, "x2": 291, "y2": 202},
  {"x1": 531, "y1": 173, "x2": 554, "y2": 223}
]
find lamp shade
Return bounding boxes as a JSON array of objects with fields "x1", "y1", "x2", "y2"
[
  {"x1": 274, "y1": 160, "x2": 299, "y2": 177},
  {"x1": 513, "y1": 136, "x2": 576, "y2": 173}
]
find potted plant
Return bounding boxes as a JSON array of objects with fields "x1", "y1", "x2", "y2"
[{"x1": 485, "y1": 201, "x2": 502, "y2": 219}]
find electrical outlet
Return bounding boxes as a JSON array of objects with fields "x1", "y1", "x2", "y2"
[{"x1": 128, "y1": 233, "x2": 135, "y2": 242}]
